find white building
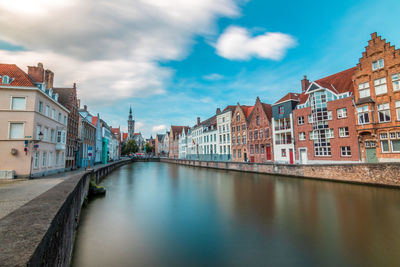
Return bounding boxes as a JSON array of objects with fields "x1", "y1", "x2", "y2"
[
  {"x1": 216, "y1": 106, "x2": 235, "y2": 161},
  {"x1": 271, "y1": 93, "x2": 300, "y2": 164},
  {"x1": 178, "y1": 127, "x2": 190, "y2": 159}
]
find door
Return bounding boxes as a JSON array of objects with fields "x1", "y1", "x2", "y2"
[
  {"x1": 299, "y1": 148, "x2": 307, "y2": 164},
  {"x1": 250, "y1": 156, "x2": 255, "y2": 163},
  {"x1": 244, "y1": 153, "x2": 248, "y2": 162},
  {"x1": 366, "y1": 148, "x2": 377, "y2": 163},
  {"x1": 266, "y1": 146, "x2": 271, "y2": 161},
  {"x1": 289, "y1": 149, "x2": 294, "y2": 164}
]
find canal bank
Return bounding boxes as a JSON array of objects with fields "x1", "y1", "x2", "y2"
[
  {"x1": 0, "y1": 159, "x2": 131, "y2": 267},
  {"x1": 160, "y1": 158, "x2": 400, "y2": 188}
]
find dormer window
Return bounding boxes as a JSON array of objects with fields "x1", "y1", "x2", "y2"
[
  {"x1": 372, "y1": 59, "x2": 384, "y2": 71},
  {"x1": 2, "y1": 75, "x2": 10, "y2": 84}
]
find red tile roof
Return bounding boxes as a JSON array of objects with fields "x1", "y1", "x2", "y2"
[
  {"x1": 262, "y1": 103, "x2": 273, "y2": 120},
  {"x1": 241, "y1": 105, "x2": 254, "y2": 118},
  {"x1": 298, "y1": 67, "x2": 356, "y2": 105},
  {"x1": 111, "y1": 128, "x2": 120, "y2": 135},
  {"x1": 170, "y1": 125, "x2": 190, "y2": 137},
  {"x1": 275, "y1": 93, "x2": 300, "y2": 104},
  {"x1": 122, "y1": 133, "x2": 128, "y2": 141},
  {"x1": 0, "y1": 64, "x2": 36, "y2": 87},
  {"x1": 222, "y1": 105, "x2": 236, "y2": 112}
]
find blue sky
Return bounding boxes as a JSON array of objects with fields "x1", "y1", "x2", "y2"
[{"x1": 0, "y1": 0, "x2": 399, "y2": 137}]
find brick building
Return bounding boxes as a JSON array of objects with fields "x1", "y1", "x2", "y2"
[
  {"x1": 53, "y1": 83, "x2": 80, "y2": 170},
  {"x1": 247, "y1": 97, "x2": 273, "y2": 163},
  {"x1": 231, "y1": 104, "x2": 254, "y2": 162},
  {"x1": 353, "y1": 33, "x2": 400, "y2": 163},
  {"x1": 293, "y1": 68, "x2": 360, "y2": 163}
]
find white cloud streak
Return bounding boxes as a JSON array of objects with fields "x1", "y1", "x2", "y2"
[{"x1": 215, "y1": 26, "x2": 297, "y2": 61}]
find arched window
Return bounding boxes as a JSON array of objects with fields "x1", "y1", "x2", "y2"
[
  {"x1": 2, "y1": 75, "x2": 10, "y2": 84},
  {"x1": 236, "y1": 113, "x2": 240, "y2": 122}
]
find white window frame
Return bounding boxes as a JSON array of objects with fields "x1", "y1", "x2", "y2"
[
  {"x1": 392, "y1": 73, "x2": 400, "y2": 92},
  {"x1": 340, "y1": 146, "x2": 351, "y2": 157},
  {"x1": 11, "y1": 97, "x2": 26, "y2": 110},
  {"x1": 34, "y1": 152, "x2": 40, "y2": 169},
  {"x1": 372, "y1": 59, "x2": 384, "y2": 71},
  {"x1": 339, "y1": 127, "x2": 349, "y2": 137},
  {"x1": 377, "y1": 103, "x2": 391, "y2": 123},
  {"x1": 42, "y1": 151, "x2": 47, "y2": 167},
  {"x1": 358, "y1": 82, "x2": 370, "y2": 98},
  {"x1": 299, "y1": 132, "x2": 306, "y2": 141},
  {"x1": 396, "y1": 101, "x2": 400, "y2": 121},
  {"x1": 357, "y1": 106, "x2": 370, "y2": 125},
  {"x1": 374, "y1": 77, "x2": 387, "y2": 95},
  {"x1": 337, "y1": 108, "x2": 347, "y2": 119},
  {"x1": 9, "y1": 122, "x2": 24, "y2": 139},
  {"x1": 297, "y1": 116, "x2": 304, "y2": 125}
]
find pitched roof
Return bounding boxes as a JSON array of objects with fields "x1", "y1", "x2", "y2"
[
  {"x1": 275, "y1": 93, "x2": 300, "y2": 104},
  {"x1": 262, "y1": 103, "x2": 273, "y2": 120},
  {"x1": 298, "y1": 67, "x2": 356, "y2": 105},
  {"x1": 314, "y1": 67, "x2": 356, "y2": 94},
  {"x1": 53, "y1": 86, "x2": 77, "y2": 107},
  {"x1": 111, "y1": 128, "x2": 120, "y2": 135},
  {"x1": 0, "y1": 64, "x2": 36, "y2": 87},
  {"x1": 122, "y1": 133, "x2": 128, "y2": 141},
  {"x1": 241, "y1": 105, "x2": 254, "y2": 118},
  {"x1": 156, "y1": 134, "x2": 165, "y2": 142},
  {"x1": 170, "y1": 125, "x2": 190, "y2": 137},
  {"x1": 222, "y1": 105, "x2": 236, "y2": 112}
]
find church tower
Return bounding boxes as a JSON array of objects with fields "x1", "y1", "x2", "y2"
[{"x1": 128, "y1": 106, "x2": 135, "y2": 140}]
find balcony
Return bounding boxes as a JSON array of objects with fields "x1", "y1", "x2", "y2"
[{"x1": 56, "y1": 142, "x2": 66, "y2": 150}]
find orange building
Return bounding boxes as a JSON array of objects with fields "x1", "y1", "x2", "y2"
[{"x1": 353, "y1": 33, "x2": 400, "y2": 163}]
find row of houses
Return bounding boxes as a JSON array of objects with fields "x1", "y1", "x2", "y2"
[
  {"x1": 155, "y1": 33, "x2": 400, "y2": 164},
  {"x1": 0, "y1": 62, "x2": 122, "y2": 178}
]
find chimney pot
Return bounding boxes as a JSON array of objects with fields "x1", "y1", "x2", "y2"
[
  {"x1": 84, "y1": 105, "x2": 87, "y2": 111},
  {"x1": 197, "y1": 117, "x2": 200, "y2": 125},
  {"x1": 301, "y1": 75, "x2": 310, "y2": 92}
]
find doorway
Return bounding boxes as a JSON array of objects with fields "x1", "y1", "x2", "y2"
[{"x1": 299, "y1": 148, "x2": 307, "y2": 164}]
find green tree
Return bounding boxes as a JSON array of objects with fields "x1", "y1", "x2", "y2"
[
  {"x1": 123, "y1": 140, "x2": 139, "y2": 155},
  {"x1": 144, "y1": 142, "x2": 154, "y2": 154}
]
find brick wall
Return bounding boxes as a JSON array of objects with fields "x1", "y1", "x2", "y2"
[{"x1": 160, "y1": 158, "x2": 400, "y2": 187}]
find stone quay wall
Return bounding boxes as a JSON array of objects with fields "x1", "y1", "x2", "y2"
[
  {"x1": 0, "y1": 159, "x2": 131, "y2": 267},
  {"x1": 160, "y1": 158, "x2": 400, "y2": 188}
]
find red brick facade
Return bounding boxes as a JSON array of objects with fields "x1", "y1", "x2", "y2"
[
  {"x1": 247, "y1": 97, "x2": 273, "y2": 163},
  {"x1": 231, "y1": 104, "x2": 253, "y2": 162},
  {"x1": 353, "y1": 33, "x2": 400, "y2": 162}
]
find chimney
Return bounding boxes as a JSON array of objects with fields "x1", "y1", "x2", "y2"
[
  {"x1": 216, "y1": 108, "x2": 221, "y2": 115},
  {"x1": 301, "y1": 75, "x2": 310, "y2": 92},
  {"x1": 197, "y1": 117, "x2": 200, "y2": 125},
  {"x1": 73, "y1": 83, "x2": 76, "y2": 89},
  {"x1": 28, "y1": 63, "x2": 45, "y2": 83},
  {"x1": 84, "y1": 105, "x2": 87, "y2": 111},
  {"x1": 45, "y1": 69, "x2": 54, "y2": 89}
]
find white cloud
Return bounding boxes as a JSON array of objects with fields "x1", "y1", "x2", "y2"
[
  {"x1": 0, "y1": 0, "x2": 240, "y2": 106},
  {"x1": 203, "y1": 73, "x2": 225, "y2": 80},
  {"x1": 152, "y1": 124, "x2": 167, "y2": 133},
  {"x1": 215, "y1": 26, "x2": 296, "y2": 60}
]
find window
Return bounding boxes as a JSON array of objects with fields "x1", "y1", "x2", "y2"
[
  {"x1": 339, "y1": 127, "x2": 349, "y2": 137},
  {"x1": 51, "y1": 108, "x2": 56, "y2": 119},
  {"x1": 232, "y1": 136, "x2": 235, "y2": 145},
  {"x1": 236, "y1": 126, "x2": 240, "y2": 132},
  {"x1": 255, "y1": 144, "x2": 259, "y2": 154},
  {"x1": 372, "y1": 59, "x2": 384, "y2": 70},
  {"x1": 397, "y1": 101, "x2": 400, "y2": 121},
  {"x1": 265, "y1": 128, "x2": 269, "y2": 138},
  {"x1": 50, "y1": 129, "x2": 55, "y2": 142},
  {"x1": 2, "y1": 75, "x2": 10, "y2": 84},
  {"x1": 236, "y1": 113, "x2": 240, "y2": 122},
  {"x1": 261, "y1": 144, "x2": 265, "y2": 153},
  {"x1": 242, "y1": 124, "x2": 246, "y2": 131},
  {"x1": 62, "y1": 131, "x2": 66, "y2": 143},
  {"x1": 357, "y1": 106, "x2": 370, "y2": 124},
  {"x1": 380, "y1": 133, "x2": 389, "y2": 153},
  {"x1": 48, "y1": 152, "x2": 53, "y2": 167},
  {"x1": 299, "y1": 132, "x2": 306, "y2": 141},
  {"x1": 365, "y1": 141, "x2": 376, "y2": 148},
  {"x1": 42, "y1": 152, "x2": 47, "y2": 167},
  {"x1": 308, "y1": 115, "x2": 313, "y2": 123},
  {"x1": 259, "y1": 129, "x2": 263, "y2": 139},
  {"x1": 341, "y1": 146, "x2": 351, "y2": 156},
  {"x1": 34, "y1": 152, "x2": 40, "y2": 169},
  {"x1": 391, "y1": 132, "x2": 400, "y2": 152},
  {"x1": 43, "y1": 127, "x2": 48, "y2": 141},
  {"x1": 337, "y1": 108, "x2": 347, "y2": 119},
  {"x1": 298, "y1": 116, "x2": 305, "y2": 125},
  {"x1": 233, "y1": 149, "x2": 236, "y2": 158},
  {"x1": 250, "y1": 145, "x2": 254, "y2": 154},
  {"x1": 374, "y1": 77, "x2": 387, "y2": 95},
  {"x1": 64, "y1": 116, "x2": 67, "y2": 125},
  {"x1": 249, "y1": 131, "x2": 253, "y2": 140},
  {"x1": 281, "y1": 149, "x2": 286, "y2": 157},
  {"x1": 279, "y1": 105, "x2": 284, "y2": 114},
  {"x1": 39, "y1": 101, "x2": 43, "y2": 113},
  {"x1": 378, "y1": 103, "x2": 391, "y2": 123},
  {"x1": 238, "y1": 149, "x2": 241, "y2": 158},
  {"x1": 256, "y1": 116, "x2": 260, "y2": 126},
  {"x1": 232, "y1": 126, "x2": 235, "y2": 133},
  {"x1": 254, "y1": 131, "x2": 258, "y2": 140},
  {"x1": 237, "y1": 135, "x2": 240, "y2": 144},
  {"x1": 9, "y1": 123, "x2": 23, "y2": 139},
  {"x1": 11, "y1": 97, "x2": 26, "y2": 110},
  {"x1": 45, "y1": 105, "x2": 50, "y2": 116},
  {"x1": 392, "y1": 73, "x2": 400, "y2": 91},
  {"x1": 358, "y1": 82, "x2": 370, "y2": 98},
  {"x1": 242, "y1": 135, "x2": 246, "y2": 144}
]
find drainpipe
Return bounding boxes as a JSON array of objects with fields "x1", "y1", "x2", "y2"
[{"x1": 357, "y1": 135, "x2": 362, "y2": 162}]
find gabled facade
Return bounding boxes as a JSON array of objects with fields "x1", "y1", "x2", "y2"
[
  {"x1": 169, "y1": 126, "x2": 189, "y2": 158},
  {"x1": 53, "y1": 83, "x2": 80, "y2": 170},
  {"x1": 155, "y1": 133, "x2": 165, "y2": 157},
  {"x1": 78, "y1": 105, "x2": 96, "y2": 168},
  {"x1": 353, "y1": 33, "x2": 400, "y2": 163},
  {"x1": 293, "y1": 68, "x2": 360, "y2": 163},
  {"x1": 216, "y1": 106, "x2": 235, "y2": 161},
  {"x1": 92, "y1": 115, "x2": 103, "y2": 163},
  {"x1": 178, "y1": 127, "x2": 190, "y2": 159},
  {"x1": 247, "y1": 97, "x2": 273, "y2": 163},
  {"x1": 272, "y1": 93, "x2": 300, "y2": 163},
  {"x1": 231, "y1": 104, "x2": 253, "y2": 162}
]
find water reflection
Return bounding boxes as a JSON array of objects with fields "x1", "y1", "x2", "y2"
[{"x1": 72, "y1": 162, "x2": 400, "y2": 267}]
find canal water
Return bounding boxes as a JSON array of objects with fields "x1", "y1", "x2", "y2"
[{"x1": 71, "y1": 162, "x2": 400, "y2": 267}]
